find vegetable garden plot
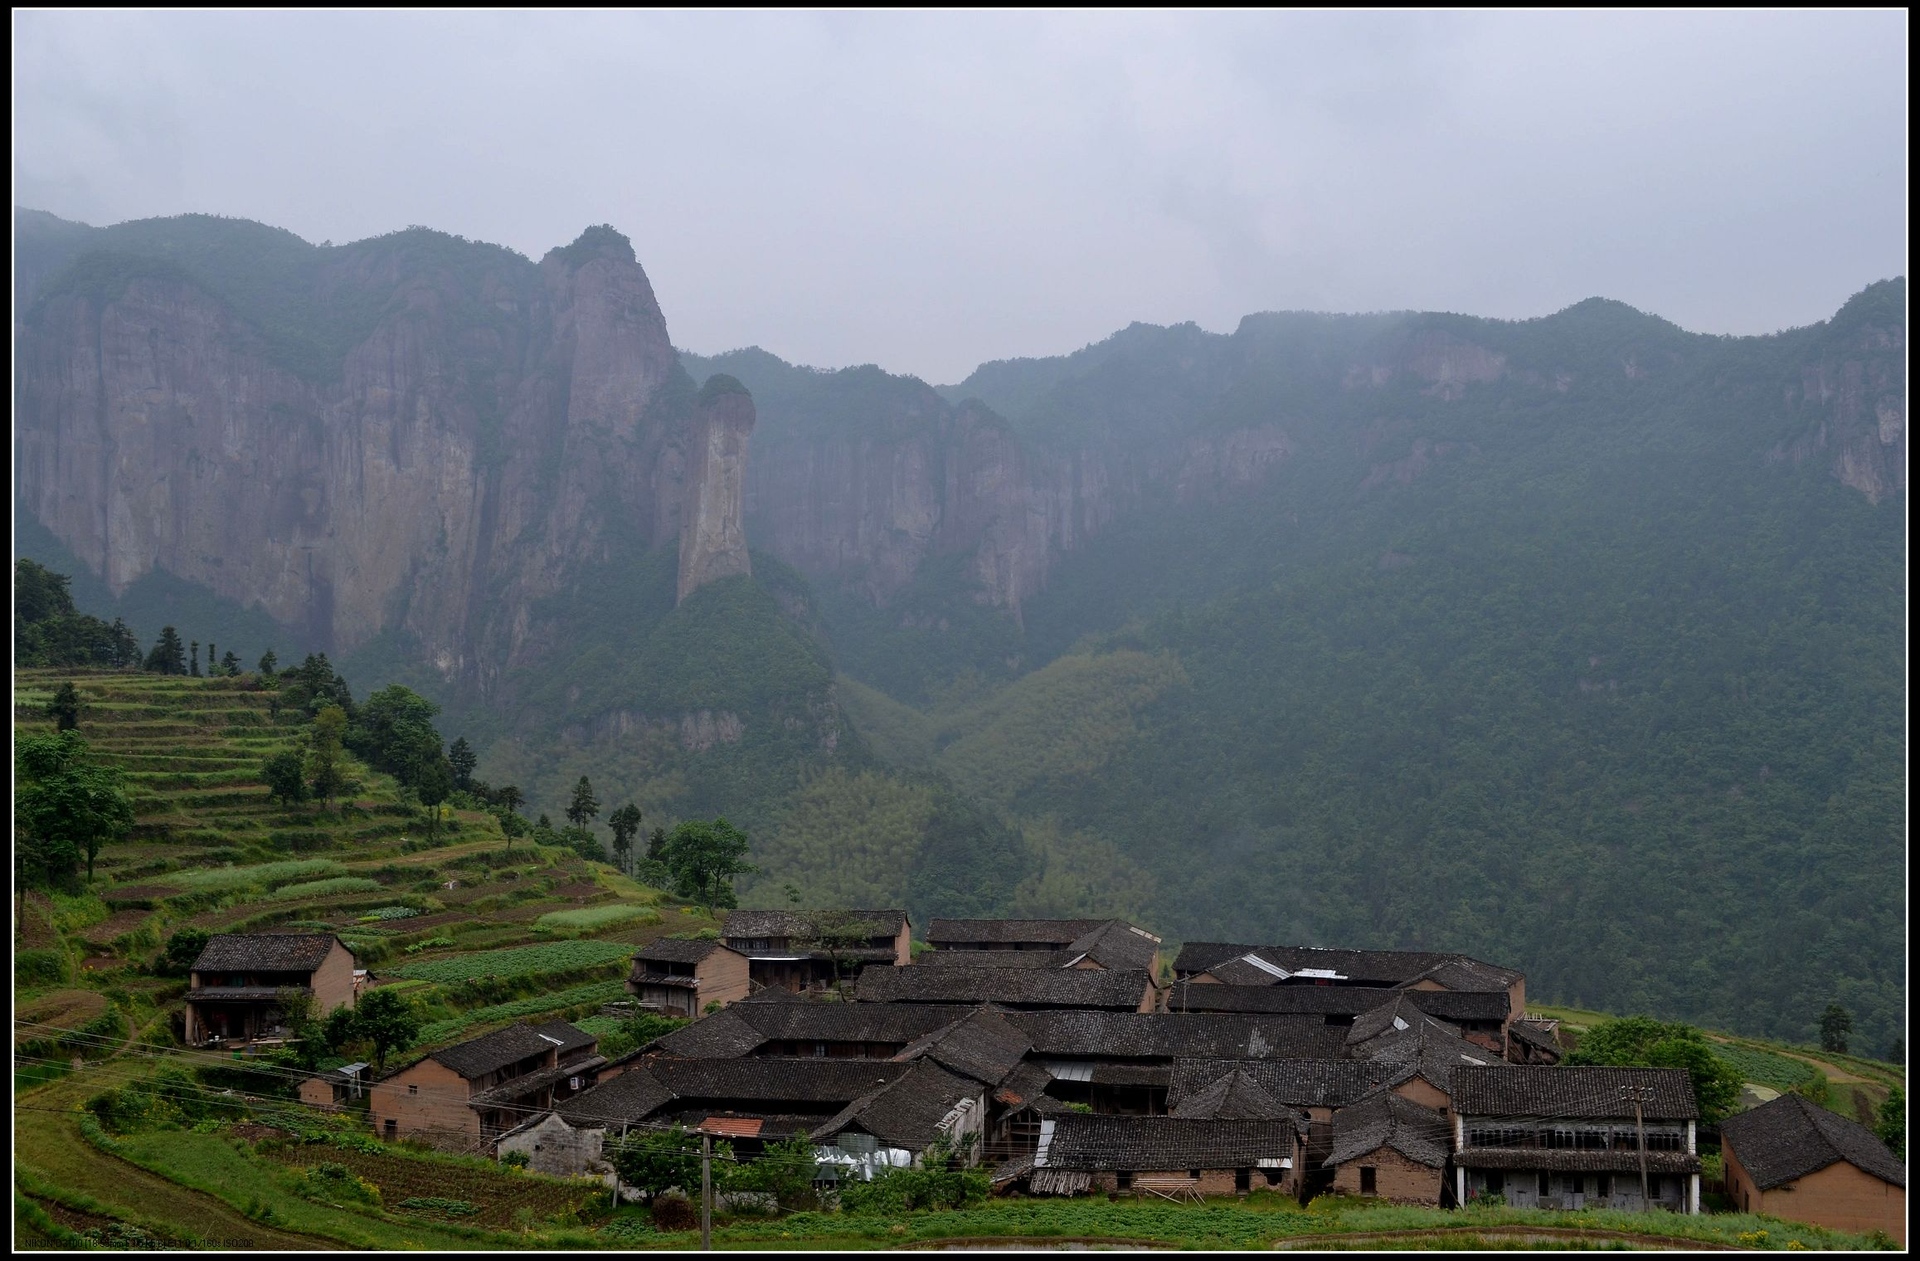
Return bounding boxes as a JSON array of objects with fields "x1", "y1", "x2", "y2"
[
  {"x1": 263, "y1": 1146, "x2": 601, "y2": 1228},
  {"x1": 390, "y1": 940, "x2": 633, "y2": 984}
]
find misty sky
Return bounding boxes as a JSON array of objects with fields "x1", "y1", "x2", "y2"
[{"x1": 12, "y1": 10, "x2": 1908, "y2": 383}]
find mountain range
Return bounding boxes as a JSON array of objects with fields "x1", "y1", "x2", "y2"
[{"x1": 12, "y1": 207, "x2": 1906, "y2": 1054}]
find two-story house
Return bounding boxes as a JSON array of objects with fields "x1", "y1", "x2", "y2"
[
  {"x1": 184, "y1": 933, "x2": 356, "y2": 1047},
  {"x1": 628, "y1": 938, "x2": 752, "y2": 1015},
  {"x1": 1450, "y1": 1066, "x2": 1701, "y2": 1213},
  {"x1": 720, "y1": 909, "x2": 912, "y2": 992},
  {"x1": 367, "y1": 1019, "x2": 604, "y2": 1148}
]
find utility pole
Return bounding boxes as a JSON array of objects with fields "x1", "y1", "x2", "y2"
[
  {"x1": 700, "y1": 1130, "x2": 712, "y2": 1250},
  {"x1": 1621, "y1": 1085, "x2": 1653, "y2": 1207}
]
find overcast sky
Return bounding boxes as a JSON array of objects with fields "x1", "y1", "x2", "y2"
[{"x1": 12, "y1": 10, "x2": 1909, "y2": 383}]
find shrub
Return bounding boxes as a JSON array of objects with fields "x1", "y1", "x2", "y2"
[
  {"x1": 501, "y1": 1149, "x2": 530, "y2": 1169},
  {"x1": 15, "y1": 949, "x2": 71, "y2": 987},
  {"x1": 298, "y1": 1161, "x2": 383, "y2": 1207},
  {"x1": 837, "y1": 1138, "x2": 987, "y2": 1214},
  {"x1": 651, "y1": 1193, "x2": 697, "y2": 1232}
]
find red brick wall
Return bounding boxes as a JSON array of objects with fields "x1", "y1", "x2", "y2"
[{"x1": 1328, "y1": 1146, "x2": 1444, "y2": 1205}]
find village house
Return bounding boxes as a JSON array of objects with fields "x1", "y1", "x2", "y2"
[
  {"x1": 184, "y1": 933, "x2": 356, "y2": 1047},
  {"x1": 366, "y1": 1020, "x2": 603, "y2": 1149},
  {"x1": 1719, "y1": 1094, "x2": 1906, "y2": 1245},
  {"x1": 1167, "y1": 980, "x2": 1515, "y2": 1057},
  {"x1": 627, "y1": 938, "x2": 751, "y2": 1016},
  {"x1": 1028, "y1": 1115, "x2": 1306, "y2": 1200},
  {"x1": 721, "y1": 909, "x2": 912, "y2": 992},
  {"x1": 854, "y1": 965, "x2": 1160, "y2": 1012},
  {"x1": 1321, "y1": 1092, "x2": 1453, "y2": 1204},
  {"x1": 1450, "y1": 1065, "x2": 1701, "y2": 1213},
  {"x1": 922, "y1": 919, "x2": 1162, "y2": 972},
  {"x1": 649, "y1": 994, "x2": 977, "y2": 1060},
  {"x1": 297, "y1": 1061, "x2": 370, "y2": 1110},
  {"x1": 1174, "y1": 944, "x2": 1525, "y2": 1023}
]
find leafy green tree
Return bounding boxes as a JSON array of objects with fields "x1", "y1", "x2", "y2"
[
  {"x1": 495, "y1": 785, "x2": 525, "y2": 851},
  {"x1": 144, "y1": 626, "x2": 187, "y2": 675},
  {"x1": 566, "y1": 776, "x2": 600, "y2": 830},
  {"x1": 190, "y1": 641, "x2": 201, "y2": 677},
  {"x1": 606, "y1": 1125, "x2": 728, "y2": 1202},
  {"x1": 15, "y1": 731, "x2": 134, "y2": 883},
  {"x1": 257, "y1": 648, "x2": 278, "y2": 678},
  {"x1": 262, "y1": 749, "x2": 310, "y2": 807},
  {"x1": 321, "y1": 1005, "x2": 361, "y2": 1056},
  {"x1": 276, "y1": 988, "x2": 325, "y2": 1070},
  {"x1": 45, "y1": 680, "x2": 82, "y2": 731},
  {"x1": 13, "y1": 560, "x2": 141, "y2": 668},
  {"x1": 416, "y1": 757, "x2": 454, "y2": 840},
  {"x1": 1874, "y1": 1086, "x2": 1904, "y2": 1159},
  {"x1": 608, "y1": 803, "x2": 643, "y2": 875},
  {"x1": 279, "y1": 653, "x2": 354, "y2": 719},
  {"x1": 1819, "y1": 1004, "x2": 1852, "y2": 1054},
  {"x1": 647, "y1": 826, "x2": 668, "y2": 863},
  {"x1": 1565, "y1": 1016, "x2": 1744, "y2": 1122},
  {"x1": 220, "y1": 650, "x2": 241, "y2": 676},
  {"x1": 722, "y1": 1135, "x2": 819, "y2": 1208},
  {"x1": 660, "y1": 818, "x2": 757, "y2": 908},
  {"x1": 308, "y1": 704, "x2": 350, "y2": 806},
  {"x1": 447, "y1": 737, "x2": 477, "y2": 792},
  {"x1": 346, "y1": 684, "x2": 441, "y2": 786},
  {"x1": 352, "y1": 988, "x2": 421, "y2": 1072},
  {"x1": 160, "y1": 927, "x2": 211, "y2": 977}
]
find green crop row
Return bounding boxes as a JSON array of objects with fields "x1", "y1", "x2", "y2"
[
  {"x1": 157, "y1": 858, "x2": 344, "y2": 893},
  {"x1": 416, "y1": 979, "x2": 631, "y2": 1043},
  {"x1": 267, "y1": 876, "x2": 384, "y2": 901},
  {"x1": 531, "y1": 904, "x2": 658, "y2": 933},
  {"x1": 389, "y1": 940, "x2": 634, "y2": 985}
]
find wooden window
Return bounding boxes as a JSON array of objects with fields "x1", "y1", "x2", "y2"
[
  {"x1": 1360, "y1": 1167, "x2": 1377, "y2": 1195},
  {"x1": 408, "y1": 1084, "x2": 418, "y2": 1095}
]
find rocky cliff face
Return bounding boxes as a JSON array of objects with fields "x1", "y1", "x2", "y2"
[
  {"x1": 14, "y1": 221, "x2": 698, "y2": 696},
  {"x1": 677, "y1": 378, "x2": 757, "y2": 603}
]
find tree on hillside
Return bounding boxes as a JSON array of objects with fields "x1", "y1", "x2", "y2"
[
  {"x1": 1565, "y1": 1016, "x2": 1744, "y2": 1122},
  {"x1": 279, "y1": 653, "x2": 354, "y2": 719},
  {"x1": 495, "y1": 784, "x2": 525, "y2": 851},
  {"x1": 45, "y1": 681, "x2": 82, "y2": 731},
  {"x1": 416, "y1": 756, "x2": 454, "y2": 840},
  {"x1": 160, "y1": 928, "x2": 211, "y2": 977},
  {"x1": 262, "y1": 750, "x2": 310, "y2": 807},
  {"x1": 144, "y1": 626, "x2": 187, "y2": 675},
  {"x1": 190, "y1": 641, "x2": 201, "y2": 677},
  {"x1": 660, "y1": 818, "x2": 757, "y2": 909},
  {"x1": 447, "y1": 737, "x2": 477, "y2": 792},
  {"x1": 257, "y1": 648, "x2": 278, "y2": 678},
  {"x1": 15, "y1": 731, "x2": 134, "y2": 884},
  {"x1": 1819, "y1": 1003, "x2": 1852, "y2": 1054},
  {"x1": 348, "y1": 685, "x2": 443, "y2": 787},
  {"x1": 606, "y1": 1125, "x2": 729, "y2": 1204},
  {"x1": 566, "y1": 776, "x2": 600, "y2": 830},
  {"x1": 609, "y1": 803, "x2": 643, "y2": 875},
  {"x1": 207, "y1": 642, "x2": 215, "y2": 674},
  {"x1": 307, "y1": 704, "x2": 349, "y2": 806},
  {"x1": 647, "y1": 827, "x2": 668, "y2": 863},
  {"x1": 221, "y1": 650, "x2": 241, "y2": 676},
  {"x1": 351, "y1": 987, "x2": 421, "y2": 1073},
  {"x1": 1875, "y1": 1086, "x2": 1905, "y2": 1159},
  {"x1": 13, "y1": 560, "x2": 141, "y2": 669}
]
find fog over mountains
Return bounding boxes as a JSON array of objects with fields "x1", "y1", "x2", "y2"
[{"x1": 13, "y1": 207, "x2": 1906, "y2": 1053}]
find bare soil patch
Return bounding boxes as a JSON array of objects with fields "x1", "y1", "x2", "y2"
[{"x1": 16, "y1": 990, "x2": 109, "y2": 1044}]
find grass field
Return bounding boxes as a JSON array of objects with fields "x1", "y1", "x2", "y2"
[{"x1": 13, "y1": 667, "x2": 1907, "y2": 1251}]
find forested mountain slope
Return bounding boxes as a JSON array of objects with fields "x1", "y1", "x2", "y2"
[{"x1": 14, "y1": 205, "x2": 1904, "y2": 1053}]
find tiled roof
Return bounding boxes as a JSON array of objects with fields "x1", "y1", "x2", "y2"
[
  {"x1": 1324, "y1": 1093, "x2": 1452, "y2": 1169},
  {"x1": 1008, "y1": 1011, "x2": 1347, "y2": 1060},
  {"x1": 1171, "y1": 942, "x2": 1261, "y2": 975},
  {"x1": 1168, "y1": 982, "x2": 1509, "y2": 1024},
  {"x1": 1508, "y1": 1022, "x2": 1563, "y2": 1055},
  {"x1": 926, "y1": 919, "x2": 1110, "y2": 946},
  {"x1": 1402, "y1": 956, "x2": 1522, "y2": 992},
  {"x1": 1452, "y1": 1067, "x2": 1697, "y2": 1121},
  {"x1": 722, "y1": 909, "x2": 908, "y2": 940},
  {"x1": 1168, "y1": 1067, "x2": 1296, "y2": 1121},
  {"x1": 993, "y1": 1062, "x2": 1072, "y2": 1116},
  {"x1": 1062, "y1": 921, "x2": 1162, "y2": 971},
  {"x1": 740, "y1": 1001, "x2": 977, "y2": 1046},
  {"x1": 1349, "y1": 1019, "x2": 1498, "y2": 1096},
  {"x1": 896, "y1": 1008, "x2": 1032, "y2": 1086},
  {"x1": 649, "y1": 1009, "x2": 767, "y2": 1058},
  {"x1": 430, "y1": 1020, "x2": 593, "y2": 1080},
  {"x1": 555, "y1": 1064, "x2": 676, "y2": 1127},
  {"x1": 919, "y1": 950, "x2": 1062, "y2": 969},
  {"x1": 629, "y1": 973, "x2": 700, "y2": 989},
  {"x1": 1347, "y1": 995, "x2": 1455, "y2": 1046},
  {"x1": 811, "y1": 1060, "x2": 984, "y2": 1152},
  {"x1": 1456, "y1": 1149, "x2": 1702, "y2": 1174},
  {"x1": 641, "y1": 1055, "x2": 909, "y2": 1104},
  {"x1": 634, "y1": 938, "x2": 733, "y2": 964},
  {"x1": 191, "y1": 933, "x2": 343, "y2": 974},
  {"x1": 188, "y1": 986, "x2": 312, "y2": 1002},
  {"x1": 1042, "y1": 1117, "x2": 1298, "y2": 1171},
  {"x1": 1169, "y1": 1058, "x2": 1412, "y2": 1110},
  {"x1": 1720, "y1": 1093, "x2": 1906, "y2": 1190},
  {"x1": 855, "y1": 966, "x2": 1154, "y2": 1010}
]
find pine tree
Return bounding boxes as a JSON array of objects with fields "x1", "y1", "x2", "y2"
[
  {"x1": 258, "y1": 648, "x2": 278, "y2": 677},
  {"x1": 190, "y1": 641, "x2": 201, "y2": 676},
  {"x1": 45, "y1": 681, "x2": 82, "y2": 732},
  {"x1": 448, "y1": 737, "x2": 478, "y2": 792},
  {"x1": 144, "y1": 627, "x2": 187, "y2": 675},
  {"x1": 1819, "y1": 1003, "x2": 1853, "y2": 1054},
  {"x1": 609, "y1": 803, "x2": 643, "y2": 875},
  {"x1": 565, "y1": 776, "x2": 600, "y2": 829},
  {"x1": 207, "y1": 641, "x2": 215, "y2": 674},
  {"x1": 221, "y1": 650, "x2": 241, "y2": 675}
]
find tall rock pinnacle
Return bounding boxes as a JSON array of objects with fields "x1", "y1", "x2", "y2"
[{"x1": 677, "y1": 374, "x2": 757, "y2": 603}]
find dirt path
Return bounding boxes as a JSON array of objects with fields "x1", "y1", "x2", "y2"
[{"x1": 13, "y1": 1067, "x2": 343, "y2": 1251}]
